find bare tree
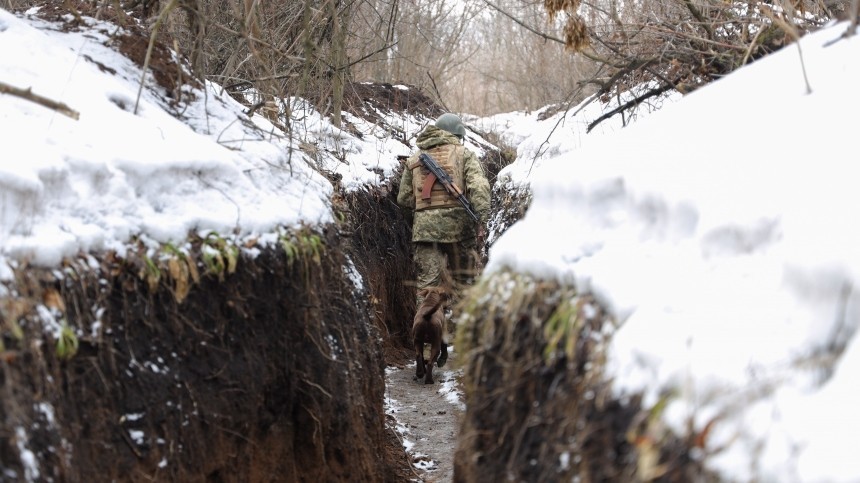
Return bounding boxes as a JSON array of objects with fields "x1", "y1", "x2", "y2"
[
  {"x1": 9, "y1": 0, "x2": 851, "y2": 123},
  {"x1": 149, "y1": 0, "x2": 357, "y2": 126},
  {"x1": 330, "y1": 0, "x2": 353, "y2": 127},
  {"x1": 349, "y1": 0, "x2": 481, "y2": 110},
  {"x1": 456, "y1": 1, "x2": 597, "y2": 114}
]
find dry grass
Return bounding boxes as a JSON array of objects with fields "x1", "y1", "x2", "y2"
[{"x1": 453, "y1": 270, "x2": 717, "y2": 482}]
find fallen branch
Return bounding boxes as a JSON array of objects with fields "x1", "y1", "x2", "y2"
[
  {"x1": 586, "y1": 82, "x2": 676, "y2": 133},
  {"x1": 0, "y1": 81, "x2": 80, "y2": 120}
]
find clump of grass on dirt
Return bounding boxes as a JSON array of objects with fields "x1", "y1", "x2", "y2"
[
  {"x1": 0, "y1": 226, "x2": 390, "y2": 482},
  {"x1": 453, "y1": 269, "x2": 716, "y2": 482}
]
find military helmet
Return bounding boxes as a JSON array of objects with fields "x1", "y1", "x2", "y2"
[{"x1": 434, "y1": 113, "x2": 466, "y2": 139}]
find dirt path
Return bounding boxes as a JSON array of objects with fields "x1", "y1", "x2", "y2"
[{"x1": 385, "y1": 346, "x2": 464, "y2": 482}]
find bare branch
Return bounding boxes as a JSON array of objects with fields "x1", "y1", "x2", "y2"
[
  {"x1": 586, "y1": 82, "x2": 676, "y2": 133},
  {"x1": 135, "y1": 0, "x2": 180, "y2": 115},
  {"x1": 680, "y1": 0, "x2": 715, "y2": 39},
  {"x1": 426, "y1": 71, "x2": 451, "y2": 113},
  {"x1": 0, "y1": 81, "x2": 80, "y2": 120},
  {"x1": 482, "y1": 0, "x2": 565, "y2": 45}
]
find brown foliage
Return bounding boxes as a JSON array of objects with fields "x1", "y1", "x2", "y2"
[
  {"x1": 563, "y1": 14, "x2": 590, "y2": 52},
  {"x1": 545, "y1": 0, "x2": 580, "y2": 17}
]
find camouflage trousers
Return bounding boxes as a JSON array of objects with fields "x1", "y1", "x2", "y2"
[{"x1": 414, "y1": 239, "x2": 480, "y2": 343}]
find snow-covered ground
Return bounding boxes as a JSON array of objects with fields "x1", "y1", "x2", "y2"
[
  {"x1": 1, "y1": 7, "x2": 492, "y2": 270},
  {"x1": 485, "y1": 20, "x2": 860, "y2": 483},
  {"x1": 384, "y1": 358, "x2": 465, "y2": 480},
  {"x1": 1, "y1": 8, "x2": 330, "y2": 269},
  {"x1": 4, "y1": 4, "x2": 860, "y2": 481}
]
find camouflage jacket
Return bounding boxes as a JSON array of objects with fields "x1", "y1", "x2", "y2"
[{"x1": 397, "y1": 125, "x2": 491, "y2": 243}]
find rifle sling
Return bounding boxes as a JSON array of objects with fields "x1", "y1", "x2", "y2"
[{"x1": 421, "y1": 173, "x2": 437, "y2": 200}]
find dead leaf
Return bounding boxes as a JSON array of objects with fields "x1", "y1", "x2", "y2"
[{"x1": 43, "y1": 288, "x2": 66, "y2": 312}]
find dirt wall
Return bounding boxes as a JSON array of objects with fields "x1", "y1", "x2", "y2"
[
  {"x1": 341, "y1": 178, "x2": 417, "y2": 357},
  {"x1": 453, "y1": 272, "x2": 716, "y2": 483},
  {"x1": 0, "y1": 228, "x2": 395, "y2": 482}
]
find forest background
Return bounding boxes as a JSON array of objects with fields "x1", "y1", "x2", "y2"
[{"x1": 7, "y1": 0, "x2": 852, "y2": 126}]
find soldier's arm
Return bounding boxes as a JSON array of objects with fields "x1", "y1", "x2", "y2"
[
  {"x1": 463, "y1": 150, "x2": 491, "y2": 222},
  {"x1": 396, "y1": 156, "x2": 416, "y2": 210}
]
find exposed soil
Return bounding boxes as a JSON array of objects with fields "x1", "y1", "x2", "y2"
[
  {"x1": 0, "y1": 231, "x2": 395, "y2": 483},
  {"x1": 452, "y1": 275, "x2": 718, "y2": 483},
  {"x1": 342, "y1": 82, "x2": 444, "y2": 125},
  {"x1": 28, "y1": 0, "x2": 199, "y2": 106}
]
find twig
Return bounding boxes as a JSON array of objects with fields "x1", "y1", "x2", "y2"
[
  {"x1": 0, "y1": 81, "x2": 80, "y2": 120},
  {"x1": 794, "y1": 40, "x2": 812, "y2": 94},
  {"x1": 425, "y1": 71, "x2": 450, "y2": 113},
  {"x1": 761, "y1": 6, "x2": 812, "y2": 94},
  {"x1": 680, "y1": 0, "x2": 715, "y2": 40},
  {"x1": 118, "y1": 425, "x2": 144, "y2": 458},
  {"x1": 482, "y1": 0, "x2": 565, "y2": 45},
  {"x1": 586, "y1": 82, "x2": 676, "y2": 133},
  {"x1": 223, "y1": 72, "x2": 296, "y2": 91},
  {"x1": 650, "y1": 25, "x2": 748, "y2": 50},
  {"x1": 343, "y1": 41, "x2": 398, "y2": 70},
  {"x1": 741, "y1": 27, "x2": 766, "y2": 66},
  {"x1": 208, "y1": 22, "x2": 304, "y2": 62},
  {"x1": 301, "y1": 376, "x2": 334, "y2": 399},
  {"x1": 484, "y1": 0, "x2": 607, "y2": 65},
  {"x1": 388, "y1": 420, "x2": 424, "y2": 480},
  {"x1": 134, "y1": 0, "x2": 179, "y2": 114}
]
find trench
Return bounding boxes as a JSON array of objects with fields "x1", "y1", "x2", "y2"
[
  {"x1": 0, "y1": 38, "x2": 515, "y2": 477},
  {"x1": 0, "y1": 164, "x2": 457, "y2": 482},
  {"x1": 385, "y1": 344, "x2": 465, "y2": 483}
]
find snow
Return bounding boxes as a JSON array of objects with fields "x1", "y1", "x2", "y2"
[
  {"x1": 1, "y1": 8, "x2": 330, "y2": 268},
  {"x1": 485, "y1": 21, "x2": 860, "y2": 483},
  {"x1": 35, "y1": 403, "x2": 56, "y2": 427},
  {"x1": 437, "y1": 347, "x2": 466, "y2": 410},
  {"x1": 470, "y1": 80, "x2": 680, "y2": 174},
  {"x1": 121, "y1": 413, "x2": 144, "y2": 423},
  {"x1": 0, "y1": 7, "x2": 490, "y2": 271},
  {"x1": 3, "y1": 5, "x2": 860, "y2": 482},
  {"x1": 14, "y1": 427, "x2": 40, "y2": 481},
  {"x1": 128, "y1": 429, "x2": 145, "y2": 445}
]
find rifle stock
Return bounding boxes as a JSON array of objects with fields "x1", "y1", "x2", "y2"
[{"x1": 418, "y1": 153, "x2": 480, "y2": 223}]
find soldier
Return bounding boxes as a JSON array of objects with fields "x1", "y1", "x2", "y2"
[{"x1": 397, "y1": 113, "x2": 491, "y2": 367}]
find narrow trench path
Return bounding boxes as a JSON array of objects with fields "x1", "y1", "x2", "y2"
[{"x1": 385, "y1": 347, "x2": 465, "y2": 482}]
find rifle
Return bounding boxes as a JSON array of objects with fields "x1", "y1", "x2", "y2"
[{"x1": 418, "y1": 152, "x2": 480, "y2": 223}]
